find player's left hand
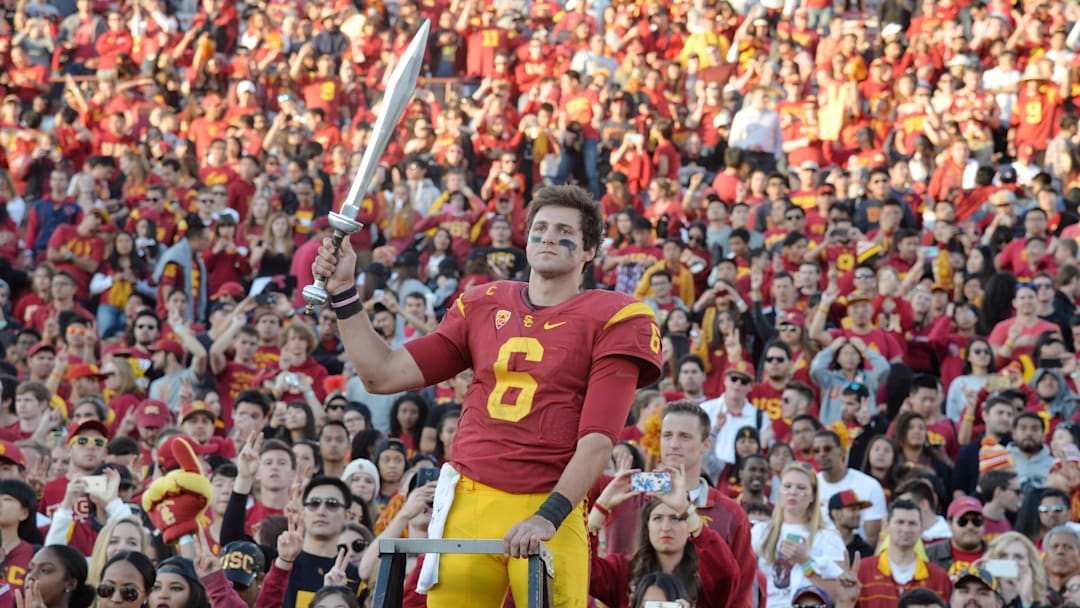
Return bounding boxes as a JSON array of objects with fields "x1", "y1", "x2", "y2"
[{"x1": 503, "y1": 515, "x2": 555, "y2": 558}]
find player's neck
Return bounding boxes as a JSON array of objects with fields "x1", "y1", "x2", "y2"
[{"x1": 526, "y1": 274, "x2": 582, "y2": 307}]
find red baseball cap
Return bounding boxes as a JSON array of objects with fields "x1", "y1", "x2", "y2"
[
  {"x1": 181, "y1": 401, "x2": 218, "y2": 422},
  {"x1": 211, "y1": 282, "x2": 245, "y2": 301},
  {"x1": 725, "y1": 361, "x2": 755, "y2": 380},
  {"x1": 68, "y1": 363, "x2": 104, "y2": 382},
  {"x1": 26, "y1": 342, "x2": 55, "y2": 358},
  {"x1": 0, "y1": 440, "x2": 26, "y2": 469},
  {"x1": 779, "y1": 310, "x2": 805, "y2": 327},
  {"x1": 137, "y1": 399, "x2": 172, "y2": 429},
  {"x1": 67, "y1": 419, "x2": 110, "y2": 442},
  {"x1": 152, "y1": 339, "x2": 185, "y2": 360},
  {"x1": 947, "y1": 496, "x2": 984, "y2": 519}
]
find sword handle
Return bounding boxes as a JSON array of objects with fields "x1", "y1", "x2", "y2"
[{"x1": 304, "y1": 229, "x2": 349, "y2": 316}]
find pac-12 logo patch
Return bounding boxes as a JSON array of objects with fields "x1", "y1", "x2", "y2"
[{"x1": 495, "y1": 309, "x2": 511, "y2": 330}]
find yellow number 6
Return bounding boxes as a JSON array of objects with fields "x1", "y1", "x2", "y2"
[{"x1": 487, "y1": 337, "x2": 544, "y2": 422}]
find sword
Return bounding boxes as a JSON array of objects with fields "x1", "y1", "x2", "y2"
[{"x1": 303, "y1": 19, "x2": 431, "y2": 314}]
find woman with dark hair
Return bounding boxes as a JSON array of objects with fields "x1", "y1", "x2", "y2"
[
  {"x1": 965, "y1": 244, "x2": 995, "y2": 283},
  {"x1": 388, "y1": 393, "x2": 428, "y2": 456},
  {"x1": 1014, "y1": 487, "x2": 1072, "y2": 549},
  {"x1": 92, "y1": 230, "x2": 152, "y2": 340},
  {"x1": 981, "y1": 272, "x2": 1018, "y2": 331},
  {"x1": 810, "y1": 336, "x2": 890, "y2": 426},
  {"x1": 150, "y1": 556, "x2": 211, "y2": 608},
  {"x1": 97, "y1": 551, "x2": 156, "y2": 608},
  {"x1": 433, "y1": 408, "x2": 460, "y2": 464},
  {"x1": 716, "y1": 427, "x2": 762, "y2": 499},
  {"x1": 0, "y1": 478, "x2": 41, "y2": 597},
  {"x1": 280, "y1": 401, "x2": 316, "y2": 444},
  {"x1": 661, "y1": 308, "x2": 692, "y2": 339},
  {"x1": 309, "y1": 586, "x2": 360, "y2": 608},
  {"x1": 859, "y1": 435, "x2": 901, "y2": 500},
  {"x1": 661, "y1": 334, "x2": 691, "y2": 383},
  {"x1": 22, "y1": 544, "x2": 97, "y2": 608},
  {"x1": 931, "y1": 302, "x2": 986, "y2": 388},
  {"x1": 588, "y1": 468, "x2": 738, "y2": 608},
  {"x1": 419, "y1": 228, "x2": 455, "y2": 286},
  {"x1": 945, "y1": 337, "x2": 996, "y2": 420},
  {"x1": 351, "y1": 429, "x2": 386, "y2": 462},
  {"x1": 889, "y1": 411, "x2": 951, "y2": 492},
  {"x1": 630, "y1": 572, "x2": 691, "y2": 607}
]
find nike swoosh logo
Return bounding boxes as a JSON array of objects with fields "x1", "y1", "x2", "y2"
[{"x1": 543, "y1": 322, "x2": 567, "y2": 330}]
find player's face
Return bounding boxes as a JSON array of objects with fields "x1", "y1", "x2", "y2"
[{"x1": 526, "y1": 206, "x2": 595, "y2": 278}]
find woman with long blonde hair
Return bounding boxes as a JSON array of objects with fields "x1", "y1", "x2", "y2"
[
  {"x1": 250, "y1": 211, "x2": 295, "y2": 277},
  {"x1": 751, "y1": 462, "x2": 847, "y2": 608},
  {"x1": 86, "y1": 516, "x2": 153, "y2": 585},
  {"x1": 986, "y1": 531, "x2": 1051, "y2": 608}
]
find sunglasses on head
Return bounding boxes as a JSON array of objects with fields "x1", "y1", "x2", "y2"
[
  {"x1": 304, "y1": 497, "x2": 345, "y2": 512},
  {"x1": 956, "y1": 514, "x2": 984, "y2": 527},
  {"x1": 97, "y1": 584, "x2": 140, "y2": 602},
  {"x1": 1040, "y1": 504, "x2": 1066, "y2": 513},
  {"x1": 72, "y1": 436, "x2": 107, "y2": 448}
]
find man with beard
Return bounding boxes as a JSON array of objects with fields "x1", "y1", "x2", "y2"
[
  {"x1": 828, "y1": 490, "x2": 874, "y2": 563},
  {"x1": 673, "y1": 355, "x2": 708, "y2": 403},
  {"x1": 954, "y1": 396, "x2": 1015, "y2": 496},
  {"x1": 1008, "y1": 412, "x2": 1054, "y2": 490},
  {"x1": 147, "y1": 331, "x2": 206, "y2": 412},
  {"x1": 927, "y1": 497, "x2": 987, "y2": 576},
  {"x1": 128, "y1": 309, "x2": 161, "y2": 369},
  {"x1": 736, "y1": 454, "x2": 769, "y2": 506},
  {"x1": 790, "y1": 414, "x2": 822, "y2": 467},
  {"x1": 949, "y1": 566, "x2": 1004, "y2": 608},
  {"x1": 978, "y1": 470, "x2": 1020, "y2": 539},
  {"x1": 815, "y1": 430, "x2": 887, "y2": 547},
  {"x1": 1044, "y1": 526, "x2": 1080, "y2": 602},
  {"x1": 857, "y1": 500, "x2": 953, "y2": 606}
]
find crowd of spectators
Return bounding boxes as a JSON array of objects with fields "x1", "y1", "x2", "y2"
[{"x1": 4, "y1": 0, "x2": 1080, "y2": 607}]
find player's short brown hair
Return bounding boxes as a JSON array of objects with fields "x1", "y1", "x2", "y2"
[{"x1": 526, "y1": 185, "x2": 604, "y2": 254}]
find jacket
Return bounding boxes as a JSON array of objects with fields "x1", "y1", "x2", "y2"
[{"x1": 856, "y1": 550, "x2": 952, "y2": 608}]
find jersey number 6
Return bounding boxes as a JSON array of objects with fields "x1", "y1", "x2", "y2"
[{"x1": 487, "y1": 337, "x2": 544, "y2": 422}]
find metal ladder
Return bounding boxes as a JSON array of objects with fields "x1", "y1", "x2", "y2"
[{"x1": 371, "y1": 538, "x2": 554, "y2": 608}]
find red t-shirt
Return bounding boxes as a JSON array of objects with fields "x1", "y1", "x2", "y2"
[
  {"x1": 245, "y1": 501, "x2": 283, "y2": 537},
  {"x1": 47, "y1": 225, "x2": 105, "y2": 299},
  {"x1": 403, "y1": 282, "x2": 662, "y2": 493},
  {"x1": 215, "y1": 361, "x2": 259, "y2": 430}
]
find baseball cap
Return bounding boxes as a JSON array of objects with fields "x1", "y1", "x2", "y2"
[
  {"x1": 0, "y1": 441, "x2": 27, "y2": 469},
  {"x1": 67, "y1": 419, "x2": 110, "y2": 441},
  {"x1": 90, "y1": 208, "x2": 111, "y2": 224},
  {"x1": 221, "y1": 541, "x2": 266, "y2": 587},
  {"x1": 137, "y1": 399, "x2": 171, "y2": 429},
  {"x1": 181, "y1": 401, "x2": 217, "y2": 422},
  {"x1": 947, "y1": 496, "x2": 984, "y2": 519},
  {"x1": 158, "y1": 556, "x2": 199, "y2": 583},
  {"x1": 211, "y1": 282, "x2": 244, "y2": 301},
  {"x1": 845, "y1": 291, "x2": 873, "y2": 307},
  {"x1": 395, "y1": 250, "x2": 420, "y2": 268},
  {"x1": 27, "y1": 342, "x2": 55, "y2": 358},
  {"x1": 152, "y1": 338, "x2": 185, "y2": 361},
  {"x1": 713, "y1": 109, "x2": 732, "y2": 128},
  {"x1": 798, "y1": 161, "x2": 819, "y2": 172},
  {"x1": 792, "y1": 585, "x2": 834, "y2": 608},
  {"x1": 880, "y1": 23, "x2": 903, "y2": 39},
  {"x1": 998, "y1": 165, "x2": 1018, "y2": 184},
  {"x1": 954, "y1": 565, "x2": 999, "y2": 594},
  {"x1": 237, "y1": 80, "x2": 257, "y2": 95},
  {"x1": 725, "y1": 360, "x2": 755, "y2": 380},
  {"x1": 779, "y1": 310, "x2": 805, "y2": 327},
  {"x1": 68, "y1": 363, "x2": 105, "y2": 382},
  {"x1": 828, "y1": 489, "x2": 872, "y2": 512}
]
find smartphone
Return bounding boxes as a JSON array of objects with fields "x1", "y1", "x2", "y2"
[
  {"x1": 83, "y1": 475, "x2": 107, "y2": 495},
  {"x1": 416, "y1": 467, "x2": 440, "y2": 487},
  {"x1": 831, "y1": 227, "x2": 849, "y2": 239},
  {"x1": 919, "y1": 245, "x2": 940, "y2": 260},
  {"x1": 643, "y1": 603, "x2": 682, "y2": 608},
  {"x1": 631, "y1": 472, "x2": 672, "y2": 494},
  {"x1": 255, "y1": 292, "x2": 276, "y2": 306},
  {"x1": 785, "y1": 533, "x2": 805, "y2": 544},
  {"x1": 986, "y1": 375, "x2": 1012, "y2": 391},
  {"x1": 1040, "y1": 358, "x2": 1063, "y2": 369},
  {"x1": 985, "y1": 559, "x2": 1019, "y2": 579}
]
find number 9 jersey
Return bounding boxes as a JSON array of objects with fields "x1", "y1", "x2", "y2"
[{"x1": 404, "y1": 281, "x2": 663, "y2": 494}]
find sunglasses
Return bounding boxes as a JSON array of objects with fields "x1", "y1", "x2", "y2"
[
  {"x1": 340, "y1": 539, "x2": 367, "y2": 554},
  {"x1": 794, "y1": 604, "x2": 828, "y2": 608},
  {"x1": 326, "y1": 404, "x2": 345, "y2": 411},
  {"x1": 97, "y1": 584, "x2": 140, "y2": 602},
  {"x1": 72, "y1": 436, "x2": 108, "y2": 448},
  {"x1": 1040, "y1": 504, "x2": 1066, "y2": 513},
  {"x1": 727, "y1": 375, "x2": 752, "y2": 385},
  {"x1": 145, "y1": 197, "x2": 161, "y2": 202},
  {"x1": 66, "y1": 326, "x2": 89, "y2": 336},
  {"x1": 956, "y1": 514, "x2": 984, "y2": 527},
  {"x1": 764, "y1": 356, "x2": 788, "y2": 363},
  {"x1": 304, "y1": 497, "x2": 345, "y2": 512},
  {"x1": 1034, "y1": 283, "x2": 1054, "y2": 290},
  {"x1": 779, "y1": 325, "x2": 799, "y2": 332}
]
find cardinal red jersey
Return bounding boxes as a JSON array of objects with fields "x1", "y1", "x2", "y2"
[
  {"x1": 407, "y1": 282, "x2": 662, "y2": 494},
  {"x1": 214, "y1": 361, "x2": 259, "y2": 429}
]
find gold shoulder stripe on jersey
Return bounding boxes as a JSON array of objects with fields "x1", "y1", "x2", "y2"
[
  {"x1": 456, "y1": 296, "x2": 465, "y2": 317},
  {"x1": 603, "y1": 302, "x2": 658, "y2": 330}
]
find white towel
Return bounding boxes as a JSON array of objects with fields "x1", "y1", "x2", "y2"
[{"x1": 416, "y1": 462, "x2": 461, "y2": 594}]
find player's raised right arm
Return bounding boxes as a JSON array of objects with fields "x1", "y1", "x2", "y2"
[{"x1": 313, "y1": 237, "x2": 428, "y2": 394}]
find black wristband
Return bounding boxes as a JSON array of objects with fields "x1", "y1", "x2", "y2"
[
  {"x1": 330, "y1": 285, "x2": 359, "y2": 305},
  {"x1": 334, "y1": 301, "x2": 363, "y2": 321},
  {"x1": 534, "y1": 491, "x2": 573, "y2": 529}
]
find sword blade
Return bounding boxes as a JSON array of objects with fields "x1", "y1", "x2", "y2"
[{"x1": 338, "y1": 19, "x2": 430, "y2": 220}]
